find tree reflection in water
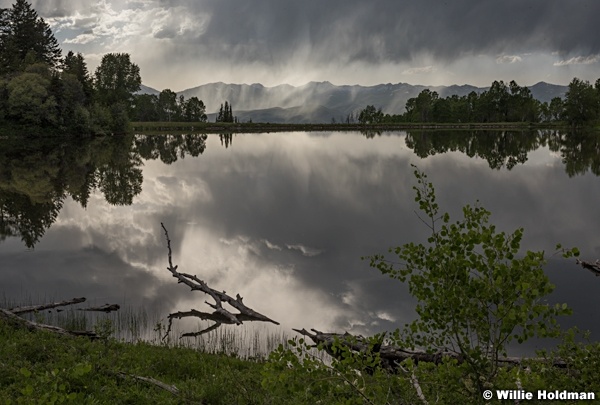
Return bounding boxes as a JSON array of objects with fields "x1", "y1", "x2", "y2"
[
  {"x1": 0, "y1": 133, "x2": 208, "y2": 247},
  {"x1": 1, "y1": 130, "x2": 598, "y2": 248},
  {"x1": 401, "y1": 129, "x2": 600, "y2": 172}
]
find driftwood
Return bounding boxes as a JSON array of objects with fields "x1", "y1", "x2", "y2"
[
  {"x1": 161, "y1": 223, "x2": 279, "y2": 339},
  {"x1": 1, "y1": 297, "x2": 121, "y2": 339},
  {"x1": 294, "y1": 328, "x2": 568, "y2": 370},
  {"x1": 9, "y1": 297, "x2": 87, "y2": 315},
  {"x1": 0, "y1": 307, "x2": 99, "y2": 338},
  {"x1": 576, "y1": 259, "x2": 600, "y2": 277},
  {"x1": 79, "y1": 303, "x2": 121, "y2": 313}
]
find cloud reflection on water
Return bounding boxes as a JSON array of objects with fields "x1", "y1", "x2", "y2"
[{"x1": 2, "y1": 132, "x2": 600, "y2": 351}]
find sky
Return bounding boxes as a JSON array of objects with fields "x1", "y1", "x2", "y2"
[{"x1": 3, "y1": 0, "x2": 600, "y2": 94}]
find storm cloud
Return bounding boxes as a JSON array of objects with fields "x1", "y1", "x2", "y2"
[{"x1": 2, "y1": 0, "x2": 599, "y2": 96}]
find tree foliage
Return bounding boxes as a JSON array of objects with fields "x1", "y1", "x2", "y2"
[
  {"x1": 263, "y1": 167, "x2": 587, "y2": 403},
  {"x1": 6, "y1": 72, "x2": 57, "y2": 125},
  {"x1": 0, "y1": 0, "x2": 61, "y2": 74},
  {"x1": 563, "y1": 78, "x2": 599, "y2": 127},
  {"x1": 357, "y1": 77, "x2": 600, "y2": 126},
  {"x1": 357, "y1": 105, "x2": 384, "y2": 124},
  {"x1": 94, "y1": 53, "x2": 141, "y2": 107},
  {"x1": 366, "y1": 165, "x2": 577, "y2": 393},
  {"x1": 131, "y1": 91, "x2": 208, "y2": 123},
  {"x1": 0, "y1": 1, "x2": 143, "y2": 134},
  {"x1": 216, "y1": 101, "x2": 235, "y2": 123}
]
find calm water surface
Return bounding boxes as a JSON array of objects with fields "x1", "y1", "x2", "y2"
[{"x1": 1, "y1": 130, "x2": 599, "y2": 353}]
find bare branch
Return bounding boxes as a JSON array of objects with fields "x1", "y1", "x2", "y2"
[{"x1": 160, "y1": 223, "x2": 279, "y2": 340}]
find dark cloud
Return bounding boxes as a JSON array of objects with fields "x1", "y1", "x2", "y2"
[
  {"x1": 2, "y1": 0, "x2": 597, "y2": 88},
  {"x1": 164, "y1": 0, "x2": 600, "y2": 65},
  {"x1": 15, "y1": 0, "x2": 597, "y2": 63}
]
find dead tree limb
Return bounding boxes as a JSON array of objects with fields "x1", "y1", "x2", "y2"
[
  {"x1": 294, "y1": 328, "x2": 568, "y2": 370},
  {"x1": 9, "y1": 297, "x2": 87, "y2": 315},
  {"x1": 576, "y1": 259, "x2": 600, "y2": 277},
  {"x1": 117, "y1": 372, "x2": 179, "y2": 396},
  {"x1": 0, "y1": 308, "x2": 99, "y2": 339},
  {"x1": 79, "y1": 304, "x2": 121, "y2": 313},
  {"x1": 161, "y1": 223, "x2": 279, "y2": 340}
]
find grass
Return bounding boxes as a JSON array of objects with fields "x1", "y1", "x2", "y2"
[
  {"x1": 0, "y1": 296, "x2": 297, "y2": 404},
  {"x1": 3, "y1": 301, "x2": 600, "y2": 404},
  {"x1": 1, "y1": 295, "x2": 290, "y2": 359},
  {"x1": 0, "y1": 318, "x2": 280, "y2": 404}
]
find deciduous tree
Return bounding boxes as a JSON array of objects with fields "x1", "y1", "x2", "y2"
[
  {"x1": 564, "y1": 78, "x2": 598, "y2": 127},
  {"x1": 94, "y1": 53, "x2": 141, "y2": 107}
]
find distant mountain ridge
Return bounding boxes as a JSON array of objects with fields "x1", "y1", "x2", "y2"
[{"x1": 140, "y1": 81, "x2": 568, "y2": 124}]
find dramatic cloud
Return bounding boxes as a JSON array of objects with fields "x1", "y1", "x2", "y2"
[
  {"x1": 496, "y1": 55, "x2": 523, "y2": 64},
  {"x1": 553, "y1": 55, "x2": 600, "y2": 66},
  {"x1": 2, "y1": 0, "x2": 599, "y2": 93}
]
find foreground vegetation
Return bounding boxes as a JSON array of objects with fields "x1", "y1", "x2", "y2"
[
  {"x1": 0, "y1": 319, "x2": 275, "y2": 404},
  {"x1": 3, "y1": 167, "x2": 600, "y2": 403},
  {"x1": 3, "y1": 316, "x2": 599, "y2": 404}
]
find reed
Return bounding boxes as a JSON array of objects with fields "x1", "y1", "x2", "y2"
[{"x1": 1, "y1": 296, "x2": 291, "y2": 359}]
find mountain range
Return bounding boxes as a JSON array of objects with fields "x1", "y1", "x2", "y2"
[{"x1": 139, "y1": 81, "x2": 568, "y2": 124}]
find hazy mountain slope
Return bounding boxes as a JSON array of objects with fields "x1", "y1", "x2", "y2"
[
  {"x1": 140, "y1": 81, "x2": 568, "y2": 123},
  {"x1": 528, "y1": 82, "x2": 568, "y2": 103},
  {"x1": 136, "y1": 84, "x2": 160, "y2": 96}
]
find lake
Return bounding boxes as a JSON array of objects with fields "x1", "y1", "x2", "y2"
[{"x1": 1, "y1": 130, "x2": 599, "y2": 354}]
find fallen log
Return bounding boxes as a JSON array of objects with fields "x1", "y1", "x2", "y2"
[
  {"x1": 161, "y1": 223, "x2": 279, "y2": 339},
  {"x1": 0, "y1": 308, "x2": 99, "y2": 339},
  {"x1": 9, "y1": 297, "x2": 87, "y2": 315},
  {"x1": 294, "y1": 328, "x2": 568, "y2": 370}
]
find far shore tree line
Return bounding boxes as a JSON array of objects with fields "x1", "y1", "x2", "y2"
[
  {"x1": 355, "y1": 78, "x2": 600, "y2": 127},
  {"x1": 131, "y1": 91, "x2": 237, "y2": 124}
]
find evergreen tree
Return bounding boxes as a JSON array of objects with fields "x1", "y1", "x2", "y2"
[
  {"x1": 224, "y1": 101, "x2": 230, "y2": 122},
  {"x1": 0, "y1": 0, "x2": 61, "y2": 74},
  {"x1": 63, "y1": 51, "x2": 93, "y2": 103},
  {"x1": 217, "y1": 103, "x2": 224, "y2": 122}
]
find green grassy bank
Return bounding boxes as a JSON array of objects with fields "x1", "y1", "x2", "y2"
[{"x1": 0, "y1": 319, "x2": 281, "y2": 404}]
